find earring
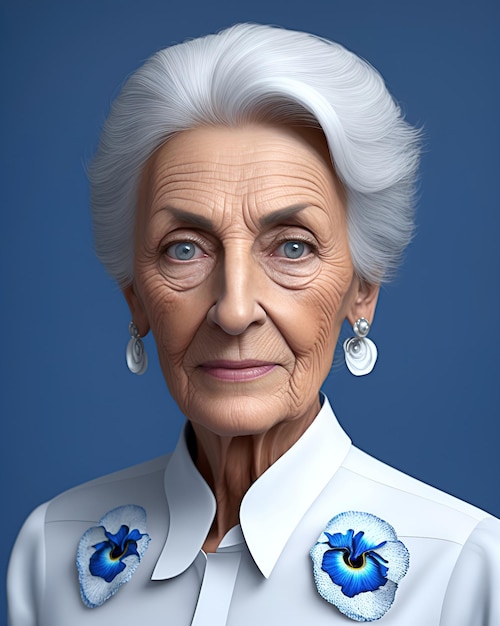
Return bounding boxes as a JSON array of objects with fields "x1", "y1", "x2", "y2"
[
  {"x1": 343, "y1": 317, "x2": 377, "y2": 376},
  {"x1": 126, "y1": 321, "x2": 148, "y2": 375}
]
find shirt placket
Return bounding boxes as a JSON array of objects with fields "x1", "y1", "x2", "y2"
[
  {"x1": 190, "y1": 526, "x2": 244, "y2": 626},
  {"x1": 191, "y1": 551, "x2": 242, "y2": 626}
]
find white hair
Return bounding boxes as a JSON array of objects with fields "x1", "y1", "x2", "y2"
[{"x1": 89, "y1": 23, "x2": 421, "y2": 287}]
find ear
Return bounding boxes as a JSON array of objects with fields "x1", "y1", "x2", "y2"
[
  {"x1": 122, "y1": 284, "x2": 150, "y2": 337},
  {"x1": 346, "y1": 280, "x2": 380, "y2": 328}
]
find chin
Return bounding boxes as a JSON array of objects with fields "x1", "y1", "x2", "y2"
[{"x1": 184, "y1": 393, "x2": 294, "y2": 438}]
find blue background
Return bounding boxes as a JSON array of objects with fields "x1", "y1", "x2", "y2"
[{"x1": 1, "y1": 0, "x2": 499, "y2": 620}]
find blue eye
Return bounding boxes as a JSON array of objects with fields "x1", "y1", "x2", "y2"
[
  {"x1": 167, "y1": 242, "x2": 199, "y2": 260},
  {"x1": 280, "y1": 241, "x2": 309, "y2": 259}
]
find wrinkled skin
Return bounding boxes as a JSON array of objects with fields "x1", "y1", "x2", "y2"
[{"x1": 124, "y1": 123, "x2": 379, "y2": 550}]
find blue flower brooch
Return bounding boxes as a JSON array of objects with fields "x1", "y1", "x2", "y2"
[
  {"x1": 310, "y1": 511, "x2": 409, "y2": 622},
  {"x1": 77, "y1": 505, "x2": 150, "y2": 608}
]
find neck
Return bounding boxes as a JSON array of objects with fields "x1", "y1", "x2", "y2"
[{"x1": 190, "y1": 400, "x2": 320, "y2": 553}]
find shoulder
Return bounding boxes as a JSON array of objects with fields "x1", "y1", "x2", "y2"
[
  {"x1": 11, "y1": 452, "x2": 171, "y2": 539},
  {"x1": 44, "y1": 453, "x2": 171, "y2": 522},
  {"x1": 8, "y1": 454, "x2": 172, "y2": 626},
  {"x1": 318, "y1": 446, "x2": 500, "y2": 625},
  {"x1": 333, "y1": 445, "x2": 495, "y2": 546},
  {"x1": 345, "y1": 445, "x2": 491, "y2": 519},
  {"x1": 440, "y1": 515, "x2": 500, "y2": 624},
  {"x1": 11, "y1": 451, "x2": 172, "y2": 543}
]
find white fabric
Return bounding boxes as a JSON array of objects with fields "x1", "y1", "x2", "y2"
[
  {"x1": 7, "y1": 397, "x2": 500, "y2": 625},
  {"x1": 191, "y1": 552, "x2": 242, "y2": 626}
]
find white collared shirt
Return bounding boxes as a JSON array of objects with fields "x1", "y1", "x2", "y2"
[{"x1": 8, "y1": 397, "x2": 500, "y2": 625}]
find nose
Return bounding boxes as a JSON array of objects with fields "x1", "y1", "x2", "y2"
[{"x1": 207, "y1": 245, "x2": 267, "y2": 335}]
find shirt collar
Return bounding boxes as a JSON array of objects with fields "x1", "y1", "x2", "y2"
[{"x1": 151, "y1": 395, "x2": 351, "y2": 580}]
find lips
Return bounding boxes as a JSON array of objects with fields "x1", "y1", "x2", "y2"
[{"x1": 199, "y1": 360, "x2": 277, "y2": 382}]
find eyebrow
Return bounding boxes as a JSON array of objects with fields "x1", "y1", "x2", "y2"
[
  {"x1": 164, "y1": 203, "x2": 310, "y2": 229},
  {"x1": 165, "y1": 207, "x2": 214, "y2": 229},
  {"x1": 259, "y1": 203, "x2": 310, "y2": 226}
]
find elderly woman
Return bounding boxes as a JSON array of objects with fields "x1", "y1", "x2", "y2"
[{"x1": 8, "y1": 23, "x2": 500, "y2": 626}]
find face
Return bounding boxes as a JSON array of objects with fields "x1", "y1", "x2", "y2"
[{"x1": 125, "y1": 123, "x2": 378, "y2": 436}]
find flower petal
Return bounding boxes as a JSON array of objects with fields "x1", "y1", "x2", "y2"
[
  {"x1": 311, "y1": 511, "x2": 409, "y2": 622},
  {"x1": 322, "y1": 549, "x2": 388, "y2": 598},
  {"x1": 319, "y1": 511, "x2": 398, "y2": 546},
  {"x1": 376, "y1": 540, "x2": 410, "y2": 583},
  {"x1": 323, "y1": 529, "x2": 386, "y2": 562},
  {"x1": 89, "y1": 545, "x2": 127, "y2": 582},
  {"x1": 105, "y1": 524, "x2": 130, "y2": 547},
  {"x1": 77, "y1": 505, "x2": 150, "y2": 608}
]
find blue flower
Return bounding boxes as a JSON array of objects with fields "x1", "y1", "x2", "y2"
[
  {"x1": 89, "y1": 524, "x2": 146, "y2": 583},
  {"x1": 77, "y1": 505, "x2": 150, "y2": 608},
  {"x1": 311, "y1": 511, "x2": 409, "y2": 622},
  {"x1": 322, "y1": 528, "x2": 389, "y2": 597}
]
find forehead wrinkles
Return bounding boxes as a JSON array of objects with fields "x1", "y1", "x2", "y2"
[
  {"x1": 152, "y1": 165, "x2": 335, "y2": 210},
  {"x1": 142, "y1": 127, "x2": 343, "y2": 229}
]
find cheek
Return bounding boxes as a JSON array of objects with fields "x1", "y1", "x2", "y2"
[
  {"x1": 289, "y1": 276, "x2": 348, "y2": 352},
  {"x1": 285, "y1": 270, "x2": 352, "y2": 381},
  {"x1": 139, "y1": 274, "x2": 208, "y2": 366}
]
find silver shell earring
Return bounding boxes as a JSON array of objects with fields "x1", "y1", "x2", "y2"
[
  {"x1": 343, "y1": 317, "x2": 378, "y2": 376},
  {"x1": 126, "y1": 321, "x2": 148, "y2": 375}
]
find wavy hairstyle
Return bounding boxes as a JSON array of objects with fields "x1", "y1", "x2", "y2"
[{"x1": 89, "y1": 23, "x2": 421, "y2": 287}]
